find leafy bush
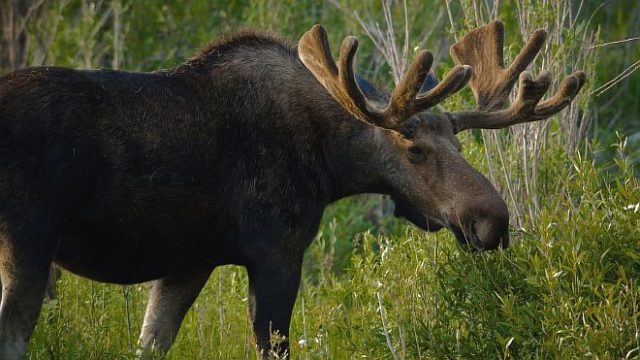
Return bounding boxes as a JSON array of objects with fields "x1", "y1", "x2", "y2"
[{"x1": 4, "y1": 0, "x2": 638, "y2": 358}]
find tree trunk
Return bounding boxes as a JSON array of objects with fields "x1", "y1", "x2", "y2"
[{"x1": 0, "y1": 0, "x2": 32, "y2": 72}]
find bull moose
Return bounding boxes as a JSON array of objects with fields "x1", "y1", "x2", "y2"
[{"x1": 0, "y1": 20, "x2": 584, "y2": 358}]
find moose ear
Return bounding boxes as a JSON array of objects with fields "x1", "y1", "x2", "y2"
[
  {"x1": 419, "y1": 67, "x2": 439, "y2": 93},
  {"x1": 355, "y1": 75, "x2": 389, "y2": 105}
]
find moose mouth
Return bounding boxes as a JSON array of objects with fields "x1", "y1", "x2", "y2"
[
  {"x1": 449, "y1": 223, "x2": 484, "y2": 251},
  {"x1": 393, "y1": 198, "x2": 444, "y2": 232},
  {"x1": 393, "y1": 197, "x2": 486, "y2": 251}
]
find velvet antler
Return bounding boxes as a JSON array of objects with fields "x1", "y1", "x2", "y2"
[
  {"x1": 298, "y1": 25, "x2": 472, "y2": 131},
  {"x1": 448, "y1": 20, "x2": 586, "y2": 132}
]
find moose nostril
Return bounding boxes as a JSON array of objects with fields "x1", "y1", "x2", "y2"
[
  {"x1": 469, "y1": 221, "x2": 484, "y2": 250},
  {"x1": 473, "y1": 215, "x2": 509, "y2": 251}
]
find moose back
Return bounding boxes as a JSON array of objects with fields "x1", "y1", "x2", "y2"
[{"x1": 0, "y1": 21, "x2": 584, "y2": 358}]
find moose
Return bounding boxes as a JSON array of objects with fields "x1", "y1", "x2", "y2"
[{"x1": 0, "y1": 20, "x2": 584, "y2": 358}]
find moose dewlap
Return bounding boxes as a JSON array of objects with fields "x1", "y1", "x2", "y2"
[{"x1": 0, "y1": 20, "x2": 584, "y2": 359}]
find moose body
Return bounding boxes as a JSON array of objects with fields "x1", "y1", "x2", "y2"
[
  {"x1": 3, "y1": 62, "x2": 327, "y2": 283},
  {"x1": 0, "y1": 22, "x2": 584, "y2": 358}
]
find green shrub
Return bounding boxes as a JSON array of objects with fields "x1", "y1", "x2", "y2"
[{"x1": 11, "y1": 1, "x2": 640, "y2": 358}]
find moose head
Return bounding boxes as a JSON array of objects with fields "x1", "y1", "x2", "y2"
[{"x1": 299, "y1": 20, "x2": 585, "y2": 251}]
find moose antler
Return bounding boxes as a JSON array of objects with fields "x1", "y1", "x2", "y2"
[
  {"x1": 448, "y1": 20, "x2": 586, "y2": 132},
  {"x1": 298, "y1": 25, "x2": 472, "y2": 130}
]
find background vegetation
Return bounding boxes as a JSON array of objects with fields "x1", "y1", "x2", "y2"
[{"x1": 1, "y1": 0, "x2": 639, "y2": 358}]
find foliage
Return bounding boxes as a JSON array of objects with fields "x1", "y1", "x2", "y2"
[
  {"x1": 29, "y1": 148, "x2": 640, "y2": 359},
  {"x1": 2, "y1": 0, "x2": 639, "y2": 359}
]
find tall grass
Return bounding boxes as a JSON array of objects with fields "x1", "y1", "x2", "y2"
[
  {"x1": 28, "y1": 146, "x2": 640, "y2": 358},
  {"x1": 2, "y1": 0, "x2": 639, "y2": 358}
]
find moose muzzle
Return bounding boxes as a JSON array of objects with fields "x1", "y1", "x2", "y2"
[{"x1": 451, "y1": 194, "x2": 510, "y2": 251}]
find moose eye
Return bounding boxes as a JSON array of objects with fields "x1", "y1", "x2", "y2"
[{"x1": 408, "y1": 146, "x2": 422, "y2": 155}]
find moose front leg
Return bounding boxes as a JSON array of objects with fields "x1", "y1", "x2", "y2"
[
  {"x1": 0, "y1": 214, "x2": 59, "y2": 360},
  {"x1": 247, "y1": 258, "x2": 302, "y2": 359}
]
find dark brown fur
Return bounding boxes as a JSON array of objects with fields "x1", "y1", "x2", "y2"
[{"x1": 0, "y1": 22, "x2": 583, "y2": 358}]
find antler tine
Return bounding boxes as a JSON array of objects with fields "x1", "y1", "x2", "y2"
[
  {"x1": 299, "y1": 25, "x2": 394, "y2": 129},
  {"x1": 451, "y1": 70, "x2": 586, "y2": 131},
  {"x1": 415, "y1": 65, "x2": 472, "y2": 108},
  {"x1": 450, "y1": 20, "x2": 546, "y2": 112},
  {"x1": 386, "y1": 49, "x2": 470, "y2": 121},
  {"x1": 448, "y1": 20, "x2": 586, "y2": 132},
  {"x1": 300, "y1": 25, "x2": 459, "y2": 132},
  {"x1": 534, "y1": 71, "x2": 586, "y2": 118},
  {"x1": 385, "y1": 50, "x2": 434, "y2": 121},
  {"x1": 506, "y1": 29, "x2": 547, "y2": 82},
  {"x1": 337, "y1": 36, "x2": 388, "y2": 123}
]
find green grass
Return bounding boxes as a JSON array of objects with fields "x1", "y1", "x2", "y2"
[
  {"x1": 26, "y1": 145, "x2": 640, "y2": 359},
  {"x1": 7, "y1": 0, "x2": 640, "y2": 358}
]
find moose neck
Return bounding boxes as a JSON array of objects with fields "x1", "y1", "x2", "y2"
[
  {"x1": 282, "y1": 67, "x2": 397, "y2": 203},
  {"x1": 310, "y1": 100, "x2": 396, "y2": 202},
  {"x1": 182, "y1": 37, "x2": 397, "y2": 204}
]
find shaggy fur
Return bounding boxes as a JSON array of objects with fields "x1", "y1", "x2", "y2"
[{"x1": 0, "y1": 21, "x2": 582, "y2": 358}]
